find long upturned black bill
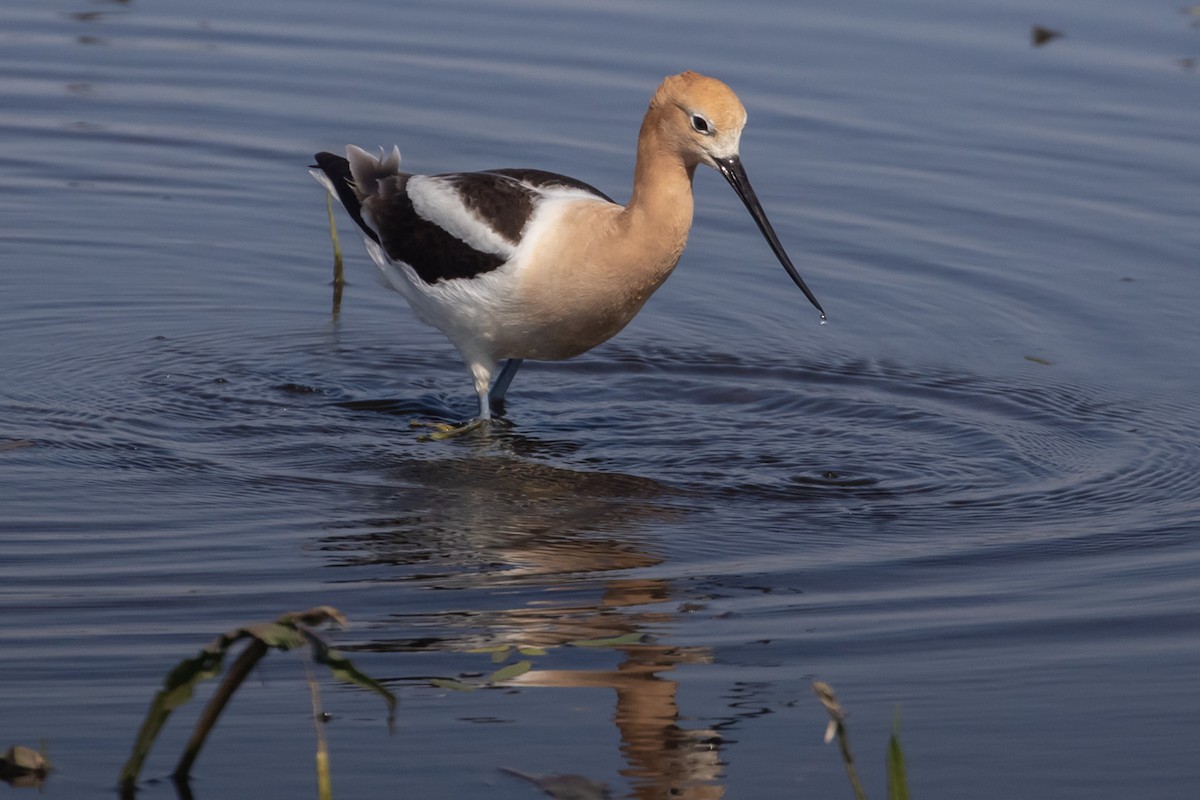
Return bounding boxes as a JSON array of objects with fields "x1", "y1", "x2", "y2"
[{"x1": 713, "y1": 155, "x2": 826, "y2": 321}]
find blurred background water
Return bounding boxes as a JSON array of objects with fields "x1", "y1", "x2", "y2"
[{"x1": 2, "y1": 0, "x2": 1199, "y2": 797}]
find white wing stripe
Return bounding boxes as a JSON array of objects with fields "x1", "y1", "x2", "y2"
[{"x1": 407, "y1": 175, "x2": 517, "y2": 259}]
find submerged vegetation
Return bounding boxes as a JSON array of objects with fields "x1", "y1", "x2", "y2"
[{"x1": 118, "y1": 607, "x2": 395, "y2": 798}]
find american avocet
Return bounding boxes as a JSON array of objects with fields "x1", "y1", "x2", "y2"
[{"x1": 312, "y1": 71, "x2": 824, "y2": 434}]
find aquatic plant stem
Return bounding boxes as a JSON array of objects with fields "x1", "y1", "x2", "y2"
[
  {"x1": 304, "y1": 654, "x2": 333, "y2": 800},
  {"x1": 886, "y1": 708, "x2": 909, "y2": 800},
  {"x1": 835, "y1": 719, "x2": 868, "y2": 800},
  {"x1": 173, "y1": 639, "x2": 269, "y2": 781},
  {"x1": 812, "y1": 681, "x2": 868, "y2": 800},
  {"x1": 327, "y1": 193, "x2": 344, "y2": 314}
]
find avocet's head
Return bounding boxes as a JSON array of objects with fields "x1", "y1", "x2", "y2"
[{"x1": 651, "y1": 71, "x2": 826, "y2": 321}]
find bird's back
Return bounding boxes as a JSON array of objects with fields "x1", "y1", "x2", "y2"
[{"x1": 311, "y1": 149, "x2": 614, "y2": 286}]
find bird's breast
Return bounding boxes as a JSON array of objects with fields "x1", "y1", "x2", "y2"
[{"x1": 504, "y1": 198, "x2": 687, "y2": 359}]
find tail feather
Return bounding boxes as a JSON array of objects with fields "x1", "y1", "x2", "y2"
[{"x1": 311, "y1": 151, "x2": 381, "y2": 245}]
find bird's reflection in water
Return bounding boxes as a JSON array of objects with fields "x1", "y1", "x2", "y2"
[
  {"x1": 320, "y1": 452, "x2": 725, "y2": 798},
  {"x1": 510, "y1": 635, "x2": 725, "y2": 800}
]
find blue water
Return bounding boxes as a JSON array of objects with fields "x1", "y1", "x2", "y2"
[{"x1": 2, "y1": 0, "x2": 1199, "y2": 797}]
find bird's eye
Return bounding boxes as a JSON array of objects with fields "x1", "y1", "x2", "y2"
[{"x1": 690, "y1": 114, "x2": 713, "y2": 136}]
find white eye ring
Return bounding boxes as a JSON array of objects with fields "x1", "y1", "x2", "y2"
[{"x1": 690, "y1": 113, "x2": 714, "y2": 136}]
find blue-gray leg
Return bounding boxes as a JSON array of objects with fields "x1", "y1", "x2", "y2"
[
  {"x1": 489, "y1": 358, "x2": 524, "y2": 409},
  {"x1": 418, "y1": 357, "x2": 512, "y2": 439}
]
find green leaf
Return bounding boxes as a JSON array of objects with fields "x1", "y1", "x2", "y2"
[
  {"x1": 118, "y1": 638, "x2": 235, "y2": 788},
  {"x1": 302, "y1": 630, "x2": 397, "y2": 729},
  {"x1": 431, "y1": 678, "x2": 476, "y2": 692},
  {"x1": 489, "y1": 660, "x2": 533, "y2": 683},
  {"x1": 517, "y1": 646, "x2": 548, "y2": 656},
  {"x1": 119, "y1": 606, "x2": 388, "y2": 791},
  {"x1": 572, "y1": 633, "x2": 645, "y2": 648},
  {"x1": 243, "y1": 622, "x2": 305, "y2": 650}
]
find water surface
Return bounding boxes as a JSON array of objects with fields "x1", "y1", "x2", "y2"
[{"x1": 2, "y1": 0, "x2": 1199, "y2": 797}]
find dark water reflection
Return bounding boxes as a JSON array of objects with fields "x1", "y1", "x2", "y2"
[
  {"x1": 320, "y1": 455, "x2": 673, "y2": 581},
  {"x1": 321, "y1": 455, "x2": 733, "y2": 799}
]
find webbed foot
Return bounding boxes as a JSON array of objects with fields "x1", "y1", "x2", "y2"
[{"x1": 411, "y1": 417, "x2": 489, "y2": 441}]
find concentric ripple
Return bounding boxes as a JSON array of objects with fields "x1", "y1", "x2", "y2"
[{"x1": 539, "y1": 345, "x2": 1200, "y2": 551}]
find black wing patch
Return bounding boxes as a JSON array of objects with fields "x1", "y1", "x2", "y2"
[
  {"x1": 313, "y1": 155, "x2": 614, "y2": 286},
  {"x1": 315, "y1": 152, "x2": 504, "y2": 284},
  {"x1": 435, "y1": 172, "x2": 538, "y2": 245},
  {"x1": 362, "y1": 173, "x2": 508, "y2": 284}
]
